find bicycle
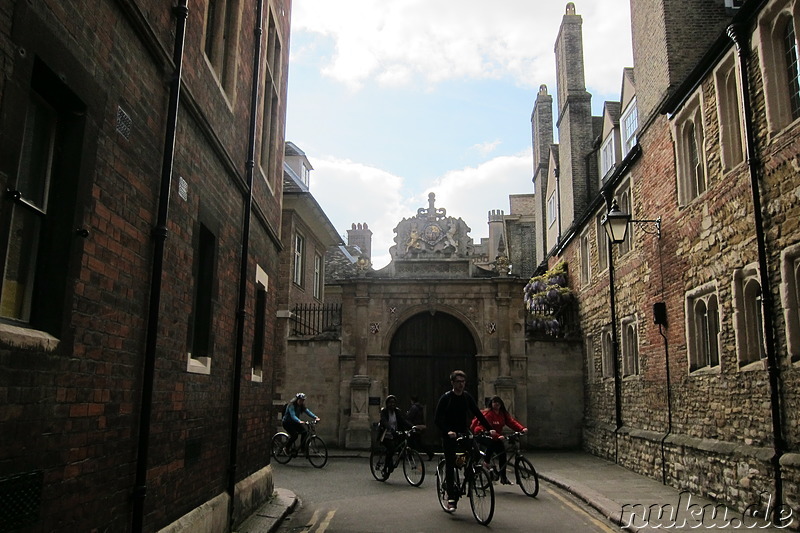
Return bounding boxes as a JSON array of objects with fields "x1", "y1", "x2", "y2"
[
  {"x1": 480, "y1": 431, "x2": 539, "y2": 497},
  {"x1": 434, "y1": 434, "x2": 495, "y2": 525},
  {"x1": 271, "y1": 419, "x2": 328, "y2": 468},
  {"x1": 369, "y1": 427, "x2": 426, "y2": 486}
]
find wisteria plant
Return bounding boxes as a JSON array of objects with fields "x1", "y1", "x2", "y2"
[{"x1": 523, "y1": 261, "x2": 575, "y2": 337}]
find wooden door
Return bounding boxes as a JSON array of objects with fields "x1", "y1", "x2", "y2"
[{"x1": 389, "y1": 312, "x2": 477, "y2": 450}]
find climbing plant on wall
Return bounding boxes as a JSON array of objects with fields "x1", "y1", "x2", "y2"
[{"x1": 523, "y1": 261, "x2": 575, "y2": 338}]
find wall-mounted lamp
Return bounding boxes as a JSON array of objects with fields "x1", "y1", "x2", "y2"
[
  {"x1": 601, "y1": 198, "x2": 662, "y2": 244},
  {"x1": 599, "y1": 196, "x2": 663, "y2": 453}
]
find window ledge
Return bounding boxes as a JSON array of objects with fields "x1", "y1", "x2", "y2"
[
  {"x1": 187, "y1": 354, "x2": 211, "y2": 375},
  {"x1": 251, "y1": 368, "x2": 263, "y2": 382},
  {"x1": 0, "y1": 323, "x2": 60, "y2": 352},
  {"x1": 738, "y1": 358, "x2": 766, "y2": 372},
  {"x1": 689, "y1": 365, "x2": 720, "y2": 376}
]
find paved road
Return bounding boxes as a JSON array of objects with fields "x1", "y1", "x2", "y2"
[{"x1": 271, "y1": 457, "x2": 619, "y2": 533}]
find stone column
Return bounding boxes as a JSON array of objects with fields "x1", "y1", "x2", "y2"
[
  {"x1": 345, "y1": 375, "x2": 372, "y2": 448},
  {"x1": 345, "y1": 283, "x2": 372, "y2": 448},
  {"x1": 496, "y1": 280, "x2": 512, "y2": 378}
]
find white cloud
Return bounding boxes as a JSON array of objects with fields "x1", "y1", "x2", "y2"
[
  {"x1": 307, "y1": 157, "x2": 412, "y2": 269},
  {"x1": 471, "y1": 140, "x2": 502, "y2": 157},
  {"x1": 291, "y1": 0, "x2": 632, "y2": 95},
  {"x1": 426, "y1": 150, "x2": 533, "y2": 239},
  {"x1": 308, "y1": 151, "x2": 533, "y2": 270}
]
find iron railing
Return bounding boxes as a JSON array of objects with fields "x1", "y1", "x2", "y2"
[{"x1": 291, "y1": 303, "x2": 342, "y2": 336}]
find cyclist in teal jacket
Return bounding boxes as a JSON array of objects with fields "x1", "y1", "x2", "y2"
[{"x1": 282, "y1": 392, "x2": 320, "y2": 454}]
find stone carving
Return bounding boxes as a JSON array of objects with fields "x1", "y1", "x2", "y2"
[{"x1": 390, "y1": 192, "x2": 474, "y2": 260}]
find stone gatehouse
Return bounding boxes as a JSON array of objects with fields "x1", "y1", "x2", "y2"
[{"x1": 277, "y1": 194, "x2": 584, "y2": 450}]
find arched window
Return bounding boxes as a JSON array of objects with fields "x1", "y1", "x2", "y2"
[
  {"x1": 622, "y1": 318, "x2": 640, "y2": 376},
  {"x1": 742, "y1": 279, "x2": 766, "y2": 364},
  {"x1": 602, "y1": 330, "x2": 614, "y2": 378},
  {"x1": 671, "y1": 93, "x2": 707, "y2": 205},
  {"x1": 687, "y1": 283, "x2": 720, "y2": 372}
]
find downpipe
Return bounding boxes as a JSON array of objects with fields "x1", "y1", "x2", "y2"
[
  {"x1": 728, "y1": 23, "x2": 785, "y2": 523},
  {"x1": 132, "y1": 2, "x2": 188, "y2": 531},
  {"x1": 227, "y1": 0, "x2": 264, "y2": 528}
]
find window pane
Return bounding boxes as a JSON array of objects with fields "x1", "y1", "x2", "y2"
[
  {"x1": 785, "y1": 18, "x2": 800, "y2": 120},
  {"x1": 1, "y1": 207, "x2": 42, "y2": 320},
  {"x1": 17, "y1": 96, "x2": 55, "y2": 208}
]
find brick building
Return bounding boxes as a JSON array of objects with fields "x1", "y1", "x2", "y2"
[
  {"x1": 533, "y1": 0, "x2": 800, "y2": 521},
  {"x1": 0, "y1": 1, "x2": 291, "y2": 531}
]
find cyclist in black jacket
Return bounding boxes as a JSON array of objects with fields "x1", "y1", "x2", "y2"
[{"x1": 434, "y1": 370, "x2": 494, "y2": 512}]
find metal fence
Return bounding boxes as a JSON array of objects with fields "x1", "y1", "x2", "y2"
[{"x1": 291, "y1": 303, "x2": 342, "y2": 337}]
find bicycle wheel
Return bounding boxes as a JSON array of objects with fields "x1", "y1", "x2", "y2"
[
  {"x1": 307, "y1": 436, "x2": 328, "y2": 468},
  {"x1": 370, "y1": 447, "x2": 390, "y2": 481},
  {"x1": 435, "y1": 459, "x2": 450, "y2": 510},
  {"x1": 469, "y1": 466, "x2": 495, "y2": 525},
  {"x1": 515, "y1": 456, "x2": 539, "y2": 497},
  {"x1": 402, "y1": 449, "x2": 425, "y2": 487},
  {"x1": 271, "y1": 433, "x2": 291, "y2": 464}
]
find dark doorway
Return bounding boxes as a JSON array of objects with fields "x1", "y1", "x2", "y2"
[{"x1": 388, "y1": 311, "x2": 477, "y2": 450}]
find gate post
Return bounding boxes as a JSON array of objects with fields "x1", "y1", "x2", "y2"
[{"x1": 345, "y1": 375, "x2": 372, "y2": 449}]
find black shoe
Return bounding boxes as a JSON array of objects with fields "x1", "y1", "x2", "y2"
[
  {"x1": 500, "y1": 476, "x2": 512, "y2": 485},
  {"x1": 427, "y1": 452, "x2": 435, "y2": 461}
]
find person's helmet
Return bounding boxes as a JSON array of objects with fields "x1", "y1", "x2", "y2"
[{"x1": 296, "y1": 392, "x2": 306, "y2": 399}]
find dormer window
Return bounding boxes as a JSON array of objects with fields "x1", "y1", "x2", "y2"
[
  {"x1": 600, "y1": 135, "x2": 615, "y2": 178},
  {"x1": 621, "y1": 98, "x2": 638, "y2": 157}
]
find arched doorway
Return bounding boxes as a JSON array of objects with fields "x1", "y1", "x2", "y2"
[{"x1": 388, "y1": 311, "x2": 477, "y2": 449}]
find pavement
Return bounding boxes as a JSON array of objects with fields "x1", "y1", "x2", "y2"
[{"x1": 235, "y1": 449, "x2": 793, "y2": 532}]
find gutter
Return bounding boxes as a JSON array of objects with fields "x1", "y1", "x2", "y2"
[{"x1": 132, "y1": 2, "x2": 187, "y2": 531}]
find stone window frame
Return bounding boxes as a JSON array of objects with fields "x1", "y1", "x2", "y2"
[
  {"x1": 713, "y1": 50, "x2": 746, "y2": 172},
  {"x1": 621, "y1": 314, "x2": 640, "y2": 377},
  {"x1": 187, "y1": 223, "x2": 217, "y2": 375},
  {"x1": 259, "y1": 8, "x2": 284, "y2": 194},
  {"x1": 251, "y1": 265, "x2": 269, "y2": 383},
  {"x1": 685, "y1": 281, "x2": 722, "y2": 374},
  {"x1": 595, "y1": 213, "x2": 608, "y2": 273},
  {"x1": 585, "y1": 333, "x2": 596, "y2": 382},
  {"x1": 671, "y1": 90, "x2": 708, "y2": 206},
  {"x1": 601, "y1": 328, "x2": 614, "y2": 379},
  {"x1": 756, "y1": 0, "x2": 800, "y2": 134},
  {"x1": 293, "y1": 231, "x2": 305, "y2": 287},
  {"x1": 203, "y1": 0, "x2": 242, "y2": 98},
  {"x1": 580, "y1": 229, "x2": 591, "y2": 286},
  {"x1": 547, "y1": 192, "x2": 557, "y2": 228},
  {"x1": 732, "y1": 263, "x2": 767, "y2": 369},
  {"x1": 600, "y1": 134, "x2": 616, "y2": 178},
  {"x1": 621, "y1": 97, "x2": 638, "y2": 157},
  {"x1": 781, "y1": 242, "x2": 800, "y2": 363},
  {"x1": 313, "y1": 252, "x2": 323, "y2": 300}
]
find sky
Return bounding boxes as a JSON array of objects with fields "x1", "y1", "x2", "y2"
[{"x1": 285, "y1": 0, "x2": 634, "y2": 269}]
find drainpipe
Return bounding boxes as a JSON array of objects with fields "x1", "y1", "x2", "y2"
[
  {"x1": 554, "y1": 166, "x2": 562, "y2": 242},
  {"x1": 228, "y1": 0, "x2": 263, "y2": 527},
  {"x1": 658, "y1": 323, "x2": 672, "y2": 485},
  {"x1": 727, "y1": 23, "x2": 785, "y2": 522},
  {"x1": 132, "y1": 2, "x2": 188, "y2": 532}
]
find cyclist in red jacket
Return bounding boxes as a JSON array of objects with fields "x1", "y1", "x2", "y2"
[{"x1": 470, "y1": 395, "x2": 527, "y2": 484}]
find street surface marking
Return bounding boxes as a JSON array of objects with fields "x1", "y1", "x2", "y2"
[
  {"x1": 304, "y1": 508, "x2": 337, "y2": 533},
  {"x1": 545, "y1": 485, "x2": 618, "y2": 533}
]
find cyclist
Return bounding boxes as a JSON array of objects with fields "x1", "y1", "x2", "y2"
[
  {"x1": 434, "y1": 370, "x2": 494, "y2": 512},
  {"x1": 378, "y1": 395, "x2": 413, "y2": 475},
  {"x1": 470, "y1": 395, "x2": 527, "y2": 484},
  {"x1": 282, "y1": 393, "x2": 320, "y2": 456}
]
